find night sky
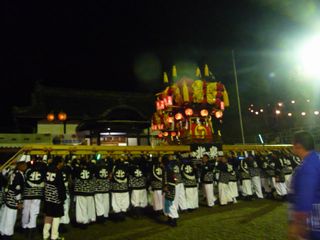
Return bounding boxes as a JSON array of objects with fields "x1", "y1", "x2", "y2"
[{"x1": 3, "y1": 0, "x2": 319, "y2": 132}]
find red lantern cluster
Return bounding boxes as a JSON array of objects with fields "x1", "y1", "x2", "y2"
[{"x1": 151, "y1": 66, "x2": 229, "y2": 144}]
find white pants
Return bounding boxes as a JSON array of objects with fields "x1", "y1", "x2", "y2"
[
  {"x1": 251, "y1": 176, "x2": 264, "y2": 198},
  {"x1": 272, "y1": 177, "x2": 287, "y2": 196},
  {"x1": 75, "y1": 196, "x2": 96, "y2": 224},
  {"x1": 152, "y1": 190, "x2": 163, "y2": 211},
  {"x1": 174, "y1": 183, "x2": 187, "y2": 211},
  {"x1": 242, "y1": 179, "x2": 253, "y2": 196},
  {"x1": 60, "y1": 194, "x2": 70, "y2": 224},
  {"x1": 43, "y1": 217, "x2": 60, "y2": 240},
  {"x1": 131, "y1": 189, "x2": 148, "y2": 208},
  {"x1": 163, "y1": 197, "x2": 179, "y2": 219},
  {"x1": 228, "y1": 181, "x2": 239, "y2": 198},
  {"x1": 185, "y1": 187, "x2": 199, "y2": 209},
  {"x1": 112, "y1": 192, "x2": 129, "y2": 213},
  {"x1": 0, "y1": 205, "x2": 17, "y2": 236},
  {"x1": 218, "y1": 183, "x2": 233, "y2": 205},
  {"x1": 95, "y1": 193, "x2": 110, "y2": 218},
  {"x1": 22, "y1": 199, "x2": 41, "y2": 229},
  {"x1": 261, "y1": 177, "x2": 272, "y2": 193},
  {"x1": 285, "y1": 174, "x2": 292, "y2": 193},
  {"x1": 203, "y1": 183, "x2": 216, "y2": 207}
]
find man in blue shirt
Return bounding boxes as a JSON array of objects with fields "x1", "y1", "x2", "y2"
[{"x1": 289, "y1": 131, "x2": 320, "y2": 240}]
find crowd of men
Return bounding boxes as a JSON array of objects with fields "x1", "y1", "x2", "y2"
[{"x1": 0, "y1": 150, "x2": 301, "y2": 240}]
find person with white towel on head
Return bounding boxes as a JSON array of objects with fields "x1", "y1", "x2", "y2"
[{"x1": 0, "y1": 155, "x2": 27, "y2": 240}]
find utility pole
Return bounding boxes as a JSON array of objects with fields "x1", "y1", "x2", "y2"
[{"x1": 232, "y1": 50, "x2": 245, "y2": 144}]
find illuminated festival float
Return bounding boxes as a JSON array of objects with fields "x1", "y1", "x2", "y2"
[{"x1": 151, "y1": 64, "x2": 229, "y2": 146}]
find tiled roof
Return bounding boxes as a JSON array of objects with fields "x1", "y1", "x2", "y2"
[{"x1": 13, "y1": 84, "x2": 155, "y2": 120}]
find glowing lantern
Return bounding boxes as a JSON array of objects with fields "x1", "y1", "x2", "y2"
[
  {"x1": 156, "y1": 100, "x2": 161, "y2": 110},
  {"x1": 215, "y1": 110, "x2": 223, "y2": 119},
  {"x1": 166, "y1": 96, "x2": 173, "y2": 106},
  {"x1": 185, "y1": 108, "x2": 193, "y2": 116},
  {"x1": 156, "y1": 100, "x2": 165, "y2": 110},
  {"x1": 220, "y1": 101, "x2": 225, "y2": 110},
  {"x1": 200, "y1": 109, "x2": 209, "y2": 117},
  {"x1": 163, "y1": 132, "x2": 169, "y2": 137},
  {"x1": 158, "y1": 132, "x2": 163, "y2": 138},
  {"x1": 167, "y1": 116, "x2": 174, "y2": 123},
  {"x1": 171, "y1": 132, "x2": 177, "y2": 137},
  {"x1": 58, "y1": 112, "x2": 67, "y2": 121},
  {"x1": 47, "y1": 113, "x2": 55, "y2": 122},
  {"x1": 175, "y1": 113, "x2": 183, "y2": 120}
]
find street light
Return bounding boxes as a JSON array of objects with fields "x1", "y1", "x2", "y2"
[
  {"x1": 275, "y1": 110, "x2": 281, "y2": 115},
  {"x1": 301, "y1": 112, "x2": 306, "y2": 116},
  {"x1": 314, "y1": 111, "x2": 320, "y2": 115},
  {"x1": 297, "y1": 34, "x2": 320, "y2": 79},
  {"x1": 288, "y1": 113, "x2": 292, "y2": 117}
]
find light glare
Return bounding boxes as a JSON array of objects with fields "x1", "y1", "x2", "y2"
[{"x1": 298, "y1": 35, "x2": 320, "y2": 79}]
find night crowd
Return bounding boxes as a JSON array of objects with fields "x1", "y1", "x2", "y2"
[{"x1": 0, "y1": 150, "x2": 300, "y2": 240}]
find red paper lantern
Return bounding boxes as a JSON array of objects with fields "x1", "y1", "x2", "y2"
[
  {"x1": 166, "y1": 96, "x2": 173, "y2": 106},
  {"x1": 185, "y1": 108, "x2": 193, "y2": 116},
  {"x1": 171, "y1": 132, "x2": 177, "y2": 137},
  {"x1": 215, "y1": 110, "x2": 223, "y2": 119},
  {"x1": 47, "y1": 113, "x2": 55, "y2": 122},
  {"x1": 158, "y1": 132, "x2": 163, "y2": 138},
  {"x1": 167, "y1": 116, "x2": 174, "y2": 123},
  {"x1": 220, "y1": 101, "x2": 225, "y2": 110},
  {"x1": 175, "y1": 113, "x2": 183, "y2": 120},
  {"x1": 200, "y1": 109, "x2": 209, "y2": 117},
  {"x1": 160, "y1": 100, "x2": 165, "y2": 109},
  {"x1": 58, "y1": 112, "x2": 67, "y2": 121},
  {"x1": 156, "y1": 101, "x2": 161, "y2": 110},
  {"x1": 163, "y1": 132, "x2": 169, "y2": 137}
]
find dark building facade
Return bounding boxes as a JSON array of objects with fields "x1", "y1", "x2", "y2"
[{"x1": 13, "y1": 84, "x2": 155, "y2": 145}]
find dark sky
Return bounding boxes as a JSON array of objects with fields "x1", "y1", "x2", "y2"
[{"x1": 3, "y1": 0, "x2": 319, "y2": 130}]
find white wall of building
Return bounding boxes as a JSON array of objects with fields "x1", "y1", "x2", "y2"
[{"x1": 37, "y1": 123, "x2": 78, "y2": 135}]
